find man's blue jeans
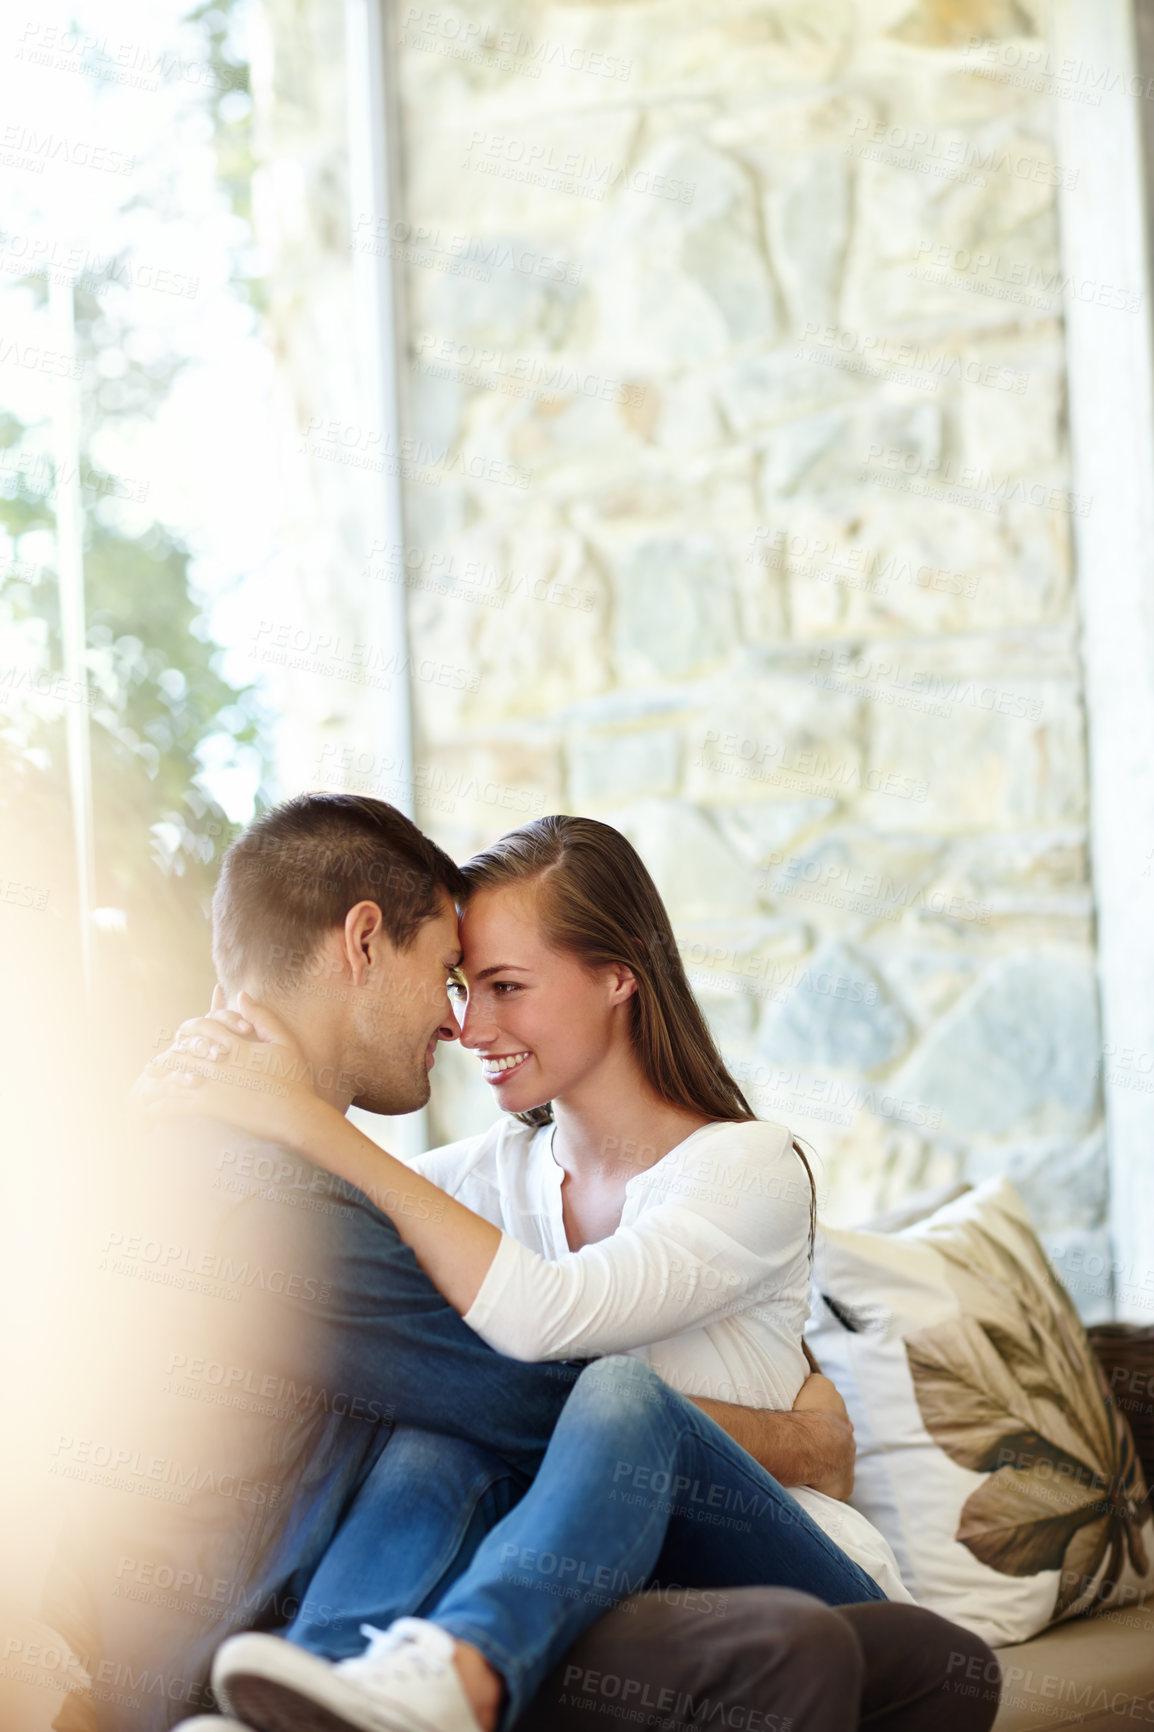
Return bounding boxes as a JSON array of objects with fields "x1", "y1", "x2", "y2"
[{"x1": 192, "y1": 1144, "x2": 883, "y2": 1724}]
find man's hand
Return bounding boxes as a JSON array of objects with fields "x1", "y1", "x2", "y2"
[
  {"x1": 691, "y1": 1370, "x2": 855, "y2": 1502},
  {"x1": 787, "y1": 1372, "x2": 855, "y2": 1501}
]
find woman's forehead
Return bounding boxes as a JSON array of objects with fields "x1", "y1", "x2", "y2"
[{"x1": 459, "y1": 883, "x2": 545, "y2": 957}]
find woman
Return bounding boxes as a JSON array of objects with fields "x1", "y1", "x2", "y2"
[{"x1": 148, "y1": 816, "x2": 909, "y2": 1732}]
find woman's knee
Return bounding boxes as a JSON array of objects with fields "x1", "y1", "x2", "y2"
[
  {"x1": 558, "y1": 1357, "x2": 672, "y2": 1452},
  {"x1": 564, "y1": 1350, "x2": 665, "y2": 1420},
  {"x1": 571, "y1": 1355, "x2": 666, "y2": 1407}
]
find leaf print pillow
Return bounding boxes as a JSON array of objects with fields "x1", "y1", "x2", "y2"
[{"x1": 805, "y1": 1179, "x2": 1154, "y2": 1647}]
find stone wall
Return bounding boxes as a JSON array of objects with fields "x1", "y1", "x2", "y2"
[
  {"x1": 391, "y1": 0, "x2": 1108, "y2": 1303},
  {"x1": 252, "y1": 0, "x2": 1110, "y2": 1311}
]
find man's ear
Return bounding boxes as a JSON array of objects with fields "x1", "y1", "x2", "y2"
[{"x1": 343, "y1": 900, "x2": 386, "y2": 986}]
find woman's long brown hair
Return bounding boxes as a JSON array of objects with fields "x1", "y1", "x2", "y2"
[{"x1": 460, "y1": 815, "x2": 816, "y2": 1254}]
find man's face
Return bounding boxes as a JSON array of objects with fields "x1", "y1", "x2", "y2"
[{"x1": 348, "y1": 893, "x2": 462, "y2": 1115}]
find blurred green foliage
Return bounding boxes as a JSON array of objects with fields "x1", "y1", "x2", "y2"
[{"x1": 0, "y1": 0, "x2": 270, "y2": 1034}]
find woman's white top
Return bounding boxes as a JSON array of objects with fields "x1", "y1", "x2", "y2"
[{"x1": 411, "y1": 1115, "x2": 911, "y2": 1602}]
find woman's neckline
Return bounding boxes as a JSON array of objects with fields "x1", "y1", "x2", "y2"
[{"x1": 540, "y1": 1117, "x2": 719, "y2": 1188}]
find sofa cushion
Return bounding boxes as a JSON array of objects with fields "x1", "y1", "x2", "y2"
[
  {"x1": 991, "y1": 1601, "x2": 1154, "y2": 1729},
  {"x1": 806, "y1": 1179, "x2": 1154, "y2": 1646}
]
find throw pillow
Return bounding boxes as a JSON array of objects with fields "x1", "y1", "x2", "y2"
[{"x1": 806, "y1": 1178, "x2": 1154, "y2": 1645}]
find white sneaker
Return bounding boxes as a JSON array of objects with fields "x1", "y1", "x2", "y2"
[
  {"x1": 172, "y1": 1720, "x2": 253, "y2": 1729},
  {"x1": 213, "y1": 1620, "x2": 485, "y2": 1732}
]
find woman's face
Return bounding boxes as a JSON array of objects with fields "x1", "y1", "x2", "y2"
[{"x1": 451, "y1": 883, "x2": 635, "y2": 1113}]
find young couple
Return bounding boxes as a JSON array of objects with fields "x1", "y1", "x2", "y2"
[{"x1": 134, "y1": 794, "x2": 1000, "y2": 1732}]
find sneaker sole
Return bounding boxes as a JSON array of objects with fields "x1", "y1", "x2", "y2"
[
  {"x1": 216, "y1": 1638, "x2": 444, "y2": 1732},
  {"x1": 227, "y1": 1674, "x2": 438, "y2": 1732}
]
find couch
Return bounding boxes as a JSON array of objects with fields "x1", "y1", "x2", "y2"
[{"x1": 991, "y1": 1599, "x2": 1154, "y2": 1729}]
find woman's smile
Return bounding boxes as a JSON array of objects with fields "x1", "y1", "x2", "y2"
[{"x1": 479, "y1": 1050, "x2": 532, "y2": 1084}]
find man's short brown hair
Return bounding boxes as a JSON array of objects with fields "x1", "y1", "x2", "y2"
[{"x1": 212, "y1": 794, "x2": 466, "y2": 992}]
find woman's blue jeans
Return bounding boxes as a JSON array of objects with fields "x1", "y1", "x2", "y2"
[{"x1": 287, "y1": 1358, "x2": 885, "y2": 1730}]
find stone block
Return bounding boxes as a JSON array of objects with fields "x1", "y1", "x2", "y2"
[
  {"x1": 860, "y1": 678, "x2": 1086, "y2": 831},
  {"x1": 604, "y1": 4, "x2": 853, "y2": 95},
  {"x1": 679, "y1": 915, "x2": 812, "y2": 1016},
  {"x1": 590, "y1": 138, "x2": 782, "y2": 365},
  {"x1": 764, "y1": 150, "x2": 851, "y2": 331},
  {"x1": 716, "y1": 349, "x2": 857, "y2": 437},
  {"x1": 416, "y1": 735, "x2": 563, "y2": 850},
  {"x1": 758, "y1": 939, "x2": 912, "y2": 1071},
  {"x1": 612, "y1": 534, "x2": 735, "y2": 679},
  {"x1": 760, "y1": 401, "x2": 942, "y2": 502},
  {"x1": 958, "y1": 336, "x2": 1064, "y2": 478},
  {"x1": 871, "y1": 947, "x2": 980, "y2": 1026},
  {"x1": 696, "y1": 987, "x2": 758, "y2": 1048},
  {"x1": 715, "y1": 799, "x2": 837, "y2": 867},
  {"x1": 1040, "y1": 1226, "x2": 1116, "y2": 1325},
  {"x1": 894, "y1": 951, "x2": 1101, "y2": 1138},
  {"x1": 886, "y1": 2, "x2": 1038, "y2": 51},
  {"x1": 963, "y1": 1129, "x2": 1108, "y2": 1230},
  {"x1": 616, "y1": 798, "x2": 764, "y2": 919},
  {"x1": 684, "y1": 675, "x2": 862, "y2": 808},
  {"x1": 566, "y1": 725, "x2": 682, "y2": 804},
  {"x1": 763, "y1": 827, "x2": 946, "y2": 936}
]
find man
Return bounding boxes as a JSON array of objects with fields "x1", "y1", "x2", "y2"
[{"x1": 74, "y1": 794, "x2": 997, "y2": 1732}]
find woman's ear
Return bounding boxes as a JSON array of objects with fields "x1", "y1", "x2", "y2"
[{"x1": 608, "y1": 963, "x2": 639, "y2": 1005}]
